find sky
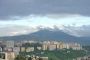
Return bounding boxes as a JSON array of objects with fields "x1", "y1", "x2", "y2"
[{"x1": 0, "y1": 0, "x2": 90, "y2": 36}]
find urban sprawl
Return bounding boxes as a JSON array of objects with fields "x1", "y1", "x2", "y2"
[{"x1": 0, "y1": 40, "x2": 89, "y2": 60}]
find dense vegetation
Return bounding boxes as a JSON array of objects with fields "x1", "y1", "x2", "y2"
[
  {"x1": 83, "y1": 46, "x2": 90, "y2": 51},
  {"x1": 83, "y1": 46, "x2": 90, "y2": 55},
  {"x1": 14, "y1": 55, "x2": 26, "y2": 60},
  {"x1": 43, "y1": 50, "x2": 86, "y2": 60},
  {"x1": 15, "y1": 43, "x2": 89, "y2": 60},
  {"x1": 19, "y1": 49, "x2": 86, "y2": 60}
]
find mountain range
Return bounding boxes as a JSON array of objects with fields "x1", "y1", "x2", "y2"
[{"x1": 0, "y1": 27, "x2": 90, "y2": 46}]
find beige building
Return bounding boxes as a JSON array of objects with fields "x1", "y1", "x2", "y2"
[
  {"x1": 0, "y1": 52, "x2": 15, "y2": 60},
  {"x1": 66, "y1": 43, "x2": 82, "y2": 50},
  {"x1": 20, "y1": 47, "x2": 26, "y2": 52},
  {"x1": 48, "y1": 44, "x2": 57, "y2": 51},
  {"x1": 42, "y1": 41, "x2": 82, "y2": 51},
  {"x1": 42, "y1": 44, "x2": 48, "y2": 50},
  {"x1": 40, "y1": 57, "x2": 48, "y2": 60}
]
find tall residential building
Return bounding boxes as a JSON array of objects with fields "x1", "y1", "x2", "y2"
[{"x1": 42, "y1": 44, "x2": 48, "y2": 50}]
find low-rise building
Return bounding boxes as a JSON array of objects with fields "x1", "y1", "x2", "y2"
[
  {"x1": 40, "y1": 57, "x2": 48, "y2": 60},
  {"x1": 26, "y1": 55, "x2": 48, "y2": 60},
  {"x1": 26, "y1": 47, "x2": 34, "y2": 52},
  {"x1": 3, "y1": 47, "x2": 13, "y2": 52},
  {"x1": 37, "y1": 47, "x2": 42, "y2": 50}
]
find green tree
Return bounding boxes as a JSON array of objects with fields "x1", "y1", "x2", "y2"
[
  {"x1": 28, "y1": 57, "x2": 32, "y2": 60},
  {"x1": 14, "y1": 55, "x2": 26, "y2": 60},
  {"x1": 39, "y1": 58, "x2": 43, "y2": 60},
  {"x1": 50, "y1": 58, "x2": 53, "y2": 60}
]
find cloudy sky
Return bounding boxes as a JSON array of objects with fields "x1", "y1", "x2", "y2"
[{"x1": 0, "y1": 0, "x2": 90, "y2": 36}]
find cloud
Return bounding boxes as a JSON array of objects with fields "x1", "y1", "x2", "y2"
[
  {"x1": 0, "y1": 14, "x2": 90, "y2": 27},
  {"x1": 0, "y1": 23, "x2": 90, "y2": 37},
  {"x1": 0, "y1": 25, "x2": 39, "y2": 36},
  {"x1": 61, "y1": 25, "x2": 90, "y2": 37},
  {"x1": 0, "y1": 0, "x2": 90, "y2": 20},
  {"x1": 0, "y1": 11, "x2": 90, "y2": 37}
]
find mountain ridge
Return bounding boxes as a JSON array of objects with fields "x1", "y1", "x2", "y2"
[{"x1": 0, "y1": 29, "x2": 90, "y2": 45}]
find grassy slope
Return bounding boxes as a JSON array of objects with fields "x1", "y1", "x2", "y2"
[{"x1": 43, "y1": 49, "x2": 86, "y2": 60}]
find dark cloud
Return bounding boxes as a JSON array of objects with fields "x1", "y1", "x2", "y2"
[{"x1": 0, "y1": 0, "x2": 90, "y2": 20}]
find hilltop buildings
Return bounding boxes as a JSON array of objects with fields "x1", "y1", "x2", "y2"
[
  {"x1": 42, "y1": 41, "x2": 82, "y2": 51},
  {"x1": 0, "y1": 40, "x2": 82, "y2": 52},
  {"x1": 0, "y1": 40, "x2": 82, "y2": 60}
]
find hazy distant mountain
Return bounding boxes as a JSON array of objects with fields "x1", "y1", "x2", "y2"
[{"x1": 0, "y1": 28, "x2": 90, "y2": 45}]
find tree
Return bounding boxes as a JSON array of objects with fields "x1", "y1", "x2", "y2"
[
  {"x1": 14, "y1": 55, "x2": 26, "y2": 60},
  {"x1": 50, "y1": 58, "x2": 53, "y2": 60},
  {"x1": 28, "y1": 57, "x2": 32, "y2": 60},
  {"x1": 39, "y1": 58, "x2": 43, "y2": 60}
]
